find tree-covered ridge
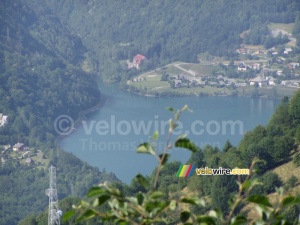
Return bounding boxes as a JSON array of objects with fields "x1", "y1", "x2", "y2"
[
  {"x1": 0, "y1": 0, "x2": 101, "y2": 145},
  {"x1": 21, "y1": 90, "x2": 300, "y2": 224},
  {"x1": 22, "y1": 0, "x2": 300, "y2": 83},
  {"x1": 0, "y1": 149, "x2": 118, "y2": 225},
  {"x1": 1, "y1": 0, "x2": 300, "y2": 224},
  {"x1": 73, "y1": 90, "x2": 300, "y2": 224},
  {"x1": 0, "y1": 1, "x2": 118, "y2": 225}
]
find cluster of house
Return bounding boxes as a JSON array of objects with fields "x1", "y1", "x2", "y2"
[
  {"x1": 171, "y1": 74, "x2": 241, "y2": 88},
  {"x1": 236, "y1": 60, "x2": 299, "y2": 73},
  {"x1": 237, "y1": 62, "x2": 262, "y2": 71},
  {"x1": 127, "y1": 54, "x2": 147, "y2": 69},
  {"x1": 281, "y1": 80, "x2": 300, "y2": 88},
  {"x1": 249, "y1": 76, "x2": 276, "y2": 87},
  {"x1": 269, "y1": 47, "x2": 293, "y2": 56},
  {"x1": 0, "y1": 113, "x2": 8, "y2": 127},
  {"x1": 168, "y1": 71, "x2": 300, "y2": 89},
  {"x1": 1, "y1": 143, "x2": 35, "y2": 165},
  {"x1": 236, "y1": 48, "x2": 267, "y2": 55},
  {"x1": 236, "y1": 47, "x2": 293, "y2": 56}
]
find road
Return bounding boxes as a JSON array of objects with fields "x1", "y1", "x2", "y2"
[{"x1": 174, "y1": 63, "x2": 197, "y2": 77}]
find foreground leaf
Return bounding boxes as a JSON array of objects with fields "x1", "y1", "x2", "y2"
[
  {"x1": 196, "y1": 215, "x2": 216, "y2": 224},
  {"x1": 77, "y1": 209, "x2": 96, "y2": 221},
  {"x1": 281, "y1": 196, "x2": 300, "y2": 208},
  {"x1": 247, "y1": 195, "x2": 272, "y2": 207},
  {"x1": 180, "y1": 196, "x2": 204, "y2": 206},
  {"x1": 180, "y1": 211, "x2": 190, "y2": 223},
  {"x1": 135, "y1": 174, "x2": 150, "y2": 190},
  {"x1": 86, "y1": 186, "x2": 105, "y2": 197},
  {"x1": 62, "y1": 210, "x2": 75, "y2": 223},
  {"x1": 137, "y1": 143, "x2": 156, "y2": 155},
  {"x1": 159, "y1": 153, "x2": 170, "y2": 166},
  {"x1": 175, "y1": 138, "x2": 199, "y2": 153}
]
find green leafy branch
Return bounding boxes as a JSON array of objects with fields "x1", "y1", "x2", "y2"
[
  {"x1": 63, "y1": 105, "x2": 300, "y2": 225},
  {"x1": 136, "y1": 105, "x2": 198, "y2": 189}
]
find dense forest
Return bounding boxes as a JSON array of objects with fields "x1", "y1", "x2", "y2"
[
  {"x1": 1, "y1": 0, "x2": 300, "y2": 224},
  {"x1": 0, "y1": 0, "x2": 102, "y2": 146},
  {"x1": 20, "y1": 89, "x2": 300, "y2": 224},
  {"x1": 0, "y1": 1, "x2": 117, "y2": 224},
  {"x1": 23, "y1": 0, "x2": 300, "y2": 83}
]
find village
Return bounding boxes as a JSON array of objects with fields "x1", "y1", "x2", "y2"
[
  {"x1": 126, "y1": 39, "x2": 300, "y2": 96},
  {"x1": 127, "y1": 46, "x2": 300, "y2": 96},
  {"x1": 0, "y1": 125, "x2": 48, "y2": 168}
]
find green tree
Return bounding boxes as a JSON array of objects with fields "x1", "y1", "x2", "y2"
[
  {"x1": 18, "y1": 214, "x2": 37, "y2": 225},
  {"x1": 289, "y1": 90, "x2": 300, "y2": 127}
]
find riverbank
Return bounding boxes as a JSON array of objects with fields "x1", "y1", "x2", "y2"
[
  {"x1": 56, "y1": 94, "x2": 106, "y2": 141},
  {"x1": 123, "y1": 84, "x2": 299, "y2": 99},
  {"x1": 59, "y1": 89, "x2": 280, "y2": 184}
]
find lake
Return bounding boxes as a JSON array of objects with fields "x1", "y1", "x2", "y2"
[{"x1": 59, "y1": 83, "x2": 280, "y2": 184}]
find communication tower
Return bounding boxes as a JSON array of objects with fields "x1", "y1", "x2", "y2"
[{"x1": 45, "y1": 165, "x2": 62, "y2": 225}]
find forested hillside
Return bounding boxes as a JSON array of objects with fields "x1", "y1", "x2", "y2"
[
  {"x1": 0, "y1": 1, "x2": 118, "y2": 224},
  {"x1": 23, "y1": 0, "x2": 300, "y2": 83},
  {"x1": 21, "y1": 89, "x2": 300, "y2": 224},
  {"x1": 1, "y1": 0, "x2": 300, "y2": 224},
  {"x1": 0, "y1": 0, "x2": 102, "y2": 146}
]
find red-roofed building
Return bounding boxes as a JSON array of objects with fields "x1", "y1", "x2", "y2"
[{"x1": 128, "y1": 54, "x2": 147, "y2": 69}]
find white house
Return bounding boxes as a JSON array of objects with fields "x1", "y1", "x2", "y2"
[
  {"x1": 267, "y1": 77, "x2": 277, "y2": 86},
  {"x1": 289, "y1": 63, "x2": 300, "y2": 69},
  {"x1": 276, "y1": 70, "x2": 283, "y2": 76},
  {"x1": 0, "y1": 114, "x2": 8, "y2": 127},
  {"x1": 284, "y1": 48, "x2": 292, "y2": 54},
  {"x1": 251, "y1": 63, "x2": 261, "y2": 70},
  {"x1": 13, "y1": 143, "x2": 24, "y2": 151},
  {"x1": 238, "y1": 63, "x2": 247, "y2": 71},
  {"x1": 249, "y1": 76, "x2": 268, "y2": 87}
]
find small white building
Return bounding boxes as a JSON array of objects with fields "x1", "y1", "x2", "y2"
[
  {"x1": 289, "y1": 63, "x2": 300, "y2": 69},
  {"x1": 13, "y1": 143, "x2": 24, "y2": 151},
  {"x1": 0, "y1": 114, "x2": 8, "y2": 127},
  {"x1": 276, "y1": 70, "x2": 283, "y2": 76},
  {"x1": 281, "y1": 80, "x2": 291, "y2": 86},
  {"x1": 26, "y1": 158, "x2": 34, "y2": 164},
  {"x1": 251, "y1": 63, "x2": 261, "y2": 70},
  {"x1": 238, "y1": 63, "x2": 247, "y2": 71},
  {"x1": 267, "y1": 77, "x2": 277, "y2": 86},
  {"x1": 250, "y1": 76, "x2": 268, "y2": 87},
  {"x1": 284, "y1": 48, "x2": 292, "y2": 54}
]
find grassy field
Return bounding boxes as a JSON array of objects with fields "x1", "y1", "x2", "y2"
[
  {"x1": 165, "y1": 64, "x2": 190, "y2": 76},
  {"x1": 180, "y1": 63, "x2": 216, "y2": 76},
  {"x1": 243, "y1": 44, "x2": 265, "y2": 50},
  {"x1": 239, "y1": 86, "x2": 298, "y2": 98},
  {"x1": 267, "y1": 23, "x2": 295, "y2": 34},
  {"x1": 244, "y1": 148, "x2": 300, "y2": 220},
  {"x1": 267, "y1": 23, "x2": 296, "y2": 47},
  {"x1": 30, "y1": 151, "x2": 50, "y2": 169},
  {"x1": 131, "y1": 74, "x2": 170, "y2": 90},
  {"x1": 173, "y1": 86, "x2": 232, "y2": 95}
]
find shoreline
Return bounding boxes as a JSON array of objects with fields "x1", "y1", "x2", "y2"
[
  {"x1": 122, "y1": 89, "x2": 282, "y2": 99},
  {"x1": 122, "y1": 86, "x2": 298, "y2": 100},
  {"x1": 56, "y1": 83, "x2": 298, "y2": 143},
  {"x1": 56, "y1": 94, "x2": 106, "y2": 142}
]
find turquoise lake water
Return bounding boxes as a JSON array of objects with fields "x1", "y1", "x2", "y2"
[{"x1": 60, "y1": 84, "x2": 280, "y2": 183}]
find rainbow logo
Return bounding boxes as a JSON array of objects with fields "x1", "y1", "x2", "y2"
[{"x1": 176, "y1": 164, "x2": 195, "y2": 177}]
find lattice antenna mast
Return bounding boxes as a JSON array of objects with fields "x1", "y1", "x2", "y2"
[{"x1": 46, "y1": 165, "x2": 62, "y2": 225}]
